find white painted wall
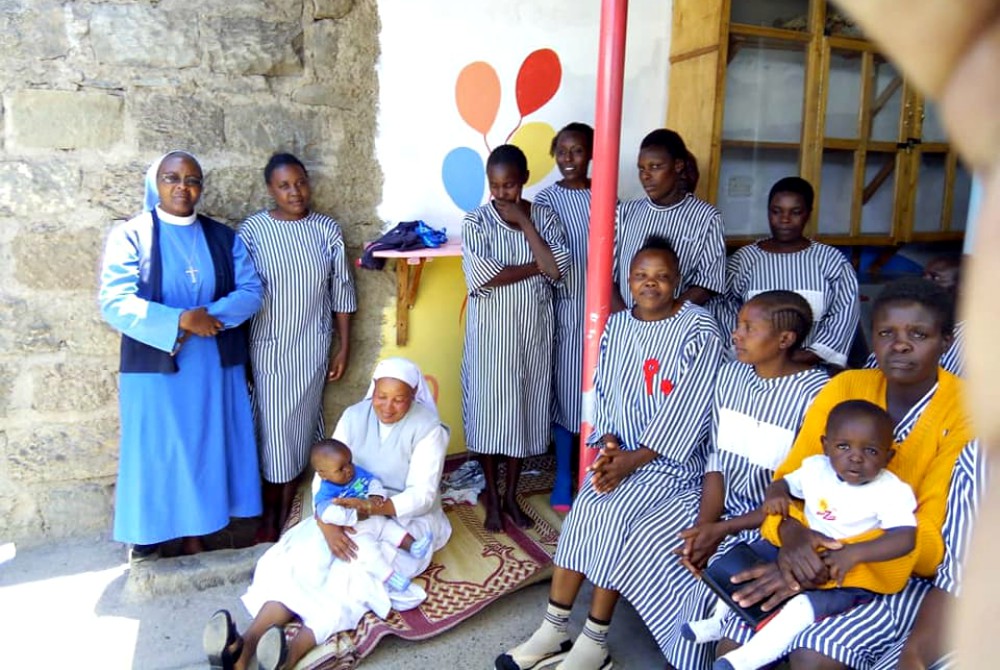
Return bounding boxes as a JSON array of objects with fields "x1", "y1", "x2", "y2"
[{"x1": 375, "y1": 0, "x2": 673, "y2": 233}]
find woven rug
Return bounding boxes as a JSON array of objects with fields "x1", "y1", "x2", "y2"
[{"x1": 281, "y1": 454, "x2": 562, "y2": 670}]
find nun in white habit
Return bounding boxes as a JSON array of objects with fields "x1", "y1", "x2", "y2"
[{"x1": 208, "y1": 358, "x2": 451, "y2": 670}]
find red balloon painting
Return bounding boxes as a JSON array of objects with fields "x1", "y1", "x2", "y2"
[{"x1": 515, "y1": 49, "x2": 562, "y2": 118}]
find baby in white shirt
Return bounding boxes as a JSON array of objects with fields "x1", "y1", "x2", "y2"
[{"x1": 686, "y1": 399, "x2": 917, "y2": 670}]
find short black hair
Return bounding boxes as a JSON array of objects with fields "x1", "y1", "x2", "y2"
[
  {"x1": 872, "y1": 276, "x2": 955, "y2": 337},
  {"x1": 768, "y1": 176, "x2": 815, "y2": 212},
  {"x1": 549, "y1": 122, "x2": 595, "y2": 156},
  {"x1": 639, "y1": 128, "x2": 698, "y2": 193},
  {"x1": 745, "y1": 290, "x2": 814, "y2": 352},
  {"x1": 826, "y1": 399, "x2": 894, "y2": 446},
  {"x1": 264, "y1": 152, "x2": 308, "y2": 185},
  {"x1": 486, "y1": 144, "x2": 528, "y2": 178},
  {"x1": 631, "y1": 234, "x2": 680, "y2": 273},
  {"x1": 310, "y1": 438, "x2": 351, "y2": 462}
]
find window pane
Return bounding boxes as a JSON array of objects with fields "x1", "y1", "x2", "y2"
[
  {"x1": 912, "y1": 152, "x2": 947, "y2": 233},
  {"x1": 861, "y1": 152, "x2": 896, "y2": 235},
  {"x1": 717, "y1": 146, "x2": 800, "y2": 237},
  {"x1": 825, "y1": 50, "x2": 863, "y2": 139},
  {"x1": 818, "y1": 150, "x2": 854, "y2": 236},
  {"x1": 870, "y1": 60, "x2": 903, "y2": 142},
  {"x1": 723, "y1": 40, "x2": 806, "y2": 143},
  {"x1": 951, "y1": 162, "x2": 972, "y2": 232},
  {"x1": 922, "y1": 101, "x2": 949, "y2": 144}
]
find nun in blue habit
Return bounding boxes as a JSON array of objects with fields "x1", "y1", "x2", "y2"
[{"x1": 99, "y1": 151, "x2": 263, "y2": 557}]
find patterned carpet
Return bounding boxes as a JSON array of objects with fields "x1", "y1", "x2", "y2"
[{"x1": 285, "y1": 454, "x2": 563, "y2": 670}]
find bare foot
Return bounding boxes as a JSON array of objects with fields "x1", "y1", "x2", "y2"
[
  {"x1": 502, "y1": 496, "x2": 535, "y2": 530},
  {"x1": 484, "y1": 499, "x2": 504, "y2": 533},
  {"x1": 181, "y1": 536, "x2": 206, "y2": 555}
]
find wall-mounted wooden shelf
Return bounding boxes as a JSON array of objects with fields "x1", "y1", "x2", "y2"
[{"x1": 372, "y1": 238, "x2": 463, "y2": 346}]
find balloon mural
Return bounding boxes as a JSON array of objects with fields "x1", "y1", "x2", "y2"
[{"x1": 442, "y1": 49, "x2": 563, "y2": 211}]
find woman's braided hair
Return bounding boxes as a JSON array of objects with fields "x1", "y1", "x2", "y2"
[{"x1": 745, "y1": 290, "x2": 814, "y2": 352}]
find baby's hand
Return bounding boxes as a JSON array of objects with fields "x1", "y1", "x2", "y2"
[
  {"x1": 822, "y1": 545, "x2": 858, "y2": 586},
  {"x1": 762, "y1": 495, "x2": 790, "y2": 517},
  {"x1": 762, "y1": 480, "x2": 792, "y2": 517},
  {"x1": 333, "y1": 497, "x2": 368, "y2": 510}
]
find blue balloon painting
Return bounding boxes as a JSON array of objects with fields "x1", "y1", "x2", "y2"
[{"x1": 442, "y1": 147, "x2": 486, "y2": 213}]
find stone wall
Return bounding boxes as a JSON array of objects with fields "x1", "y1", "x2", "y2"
[{"x1": 0, "y1": 0, "x2": 394, "y2": 544}]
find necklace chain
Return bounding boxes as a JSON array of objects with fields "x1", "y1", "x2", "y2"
[{"x1": 163, "y1": 223, "x2": 202, "y2": 285}]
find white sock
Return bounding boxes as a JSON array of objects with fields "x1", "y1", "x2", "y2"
[
  {"x1": 558, "y1": 617, "x2": 611, "y2": 670},
  {"x1": 683, "y1": 600, "x2": 731, "y2": 643},
  {"x1": 719, "y1": 594, "x2": 815, "y2": 670},
  {"x1": 500, "y1": 601, "x2": 572, "y2": 668}
]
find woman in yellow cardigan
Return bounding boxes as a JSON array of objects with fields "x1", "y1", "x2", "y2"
[{"x1": 715, "y1": 277, "x2": 980, "y2": 670}]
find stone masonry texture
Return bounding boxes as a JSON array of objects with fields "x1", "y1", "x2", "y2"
[{"x1": 0, "y1": 0, "x2": 389, "y2": 545}]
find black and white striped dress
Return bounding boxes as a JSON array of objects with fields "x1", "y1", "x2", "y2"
[
  {"x1": 665, "y1": 361, "x2": 829, "y2": 669},
  {"x1": 534, "y1": 184, "x2": 592, "y2": 432},
  {"x1": 865, "y1": 320, "x2": 965, "y2": 377},
  {"x1": 719, "y1": 393, "x2": 982, "y2": 670},
  {"x1": 238, "y1": 211, "x2": 357, "y2": 483},
  {"x1": 460, "y1": 202, "x2": 571, "y2": 457},
  {"x1": 712, "y1": 241, "x2": 860, "y2": 367},
  {"x1": 868, "y1": 441, "x2": 985, "y2": 670},
  {"x1": 613, "y1": 194, "x2": 726, "y2": 307},
  {"x1": 553, "y1": 302, "x2": 722, "y2": 631}
]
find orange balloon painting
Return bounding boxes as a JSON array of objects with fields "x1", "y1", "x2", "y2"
[
  {"x1": 515, "y1": 49, "x2": 562, "y2": 117},
  {"x1": 455, "y1": 61, "x2": 501, "y2": 136}
]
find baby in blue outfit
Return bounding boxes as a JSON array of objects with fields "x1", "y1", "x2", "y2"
[{"x1": 309, "y1": 439, "x2": 432, "y2": 591}]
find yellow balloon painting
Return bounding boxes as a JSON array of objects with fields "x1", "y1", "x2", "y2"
[{"x1": 510, "y1": 121, "x2": 556, "y2": 187}]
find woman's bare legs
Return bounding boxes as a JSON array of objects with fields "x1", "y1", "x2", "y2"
[
  {"x1": 180, "y1": 536, "x2": 206, "y2": 555},
  {"x1": 285, "y1": 624, "x2": 318, "y2": 669},
  {"x1": 503, "y1": 456, "x2": 534, "y2": 529},
  {"x1": 258, "y1": 482, "x2": 283, "y2": 543},
  {"x1": 497, "y1": 567, "x2": 621, "y2": 669},
  {"x1": 588, "y1": 585, "x2": 619, "y2": 622},
  {"x1": 233, "y1": 601, "x2": 295, "y2": 670},
  {"x1": 278, "y1": 476, "x2": 300, "y2": 530},
  {"x1": 259, "y1": 474, "x2": 301, "y2": 543},
  {"x1": 480, "y1": 454, "x2": 503, "y2": 532},
  {"x1": 550, "y1": 565, "x2": 586, "y2": 607}
]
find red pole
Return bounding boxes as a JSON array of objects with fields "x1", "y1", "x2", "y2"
[{"x1": 579, "y1": 0, "x2": 628, "y2": 486}]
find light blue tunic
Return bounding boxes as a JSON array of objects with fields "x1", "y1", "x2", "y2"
[{"x1": 100, "y1": 208, "x2": 263, "y2": 545}]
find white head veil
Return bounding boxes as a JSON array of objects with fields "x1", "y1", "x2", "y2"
[
  {"x1": 143, "y1": 150, "x2": 199, "y2": 212},
  {"x1": 364, "y1": 357, "x2": 437, "y2": 412}
]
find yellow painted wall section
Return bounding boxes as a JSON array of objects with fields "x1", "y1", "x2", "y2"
[{"x1": 378, "y1": 257, "x2": 468, "y2": 455}]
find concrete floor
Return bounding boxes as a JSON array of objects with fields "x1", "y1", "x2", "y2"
[{"x1": 0, "y1": 536, "x2": 665, "y2": 669}]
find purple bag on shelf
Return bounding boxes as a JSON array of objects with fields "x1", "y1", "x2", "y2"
[{"x1": 359, "y1": 220, "x2": 448, "y2": 270}]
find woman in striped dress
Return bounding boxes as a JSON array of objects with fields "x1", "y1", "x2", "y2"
[
  {"x1": 239, "y1": 153, "x2": 358, "y2": 541},
  {"x1": 495, "y1": 236, "x2": 722, "y2": 670},
  {"x1": 613, "y1": 129, "x2": 726, "y2": 310},
  {"x1": 534, "y1": 122, "x2": 594, "y2": 511},
  {"x1": 461, "y1": 144, "x2": 571, "y2": 533},
  {"x1": 660, "y1": 291, "x2": 829, "y2": 669},
  {"x1": 712, "y1": 177, "x2": 859, "y2": 369},
  {"x1": 717, "y1": 277, "x2": 975, "y2": 669},
  {"x1": 867, "y1": 441, "x2": 985, "y2": 670}
]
